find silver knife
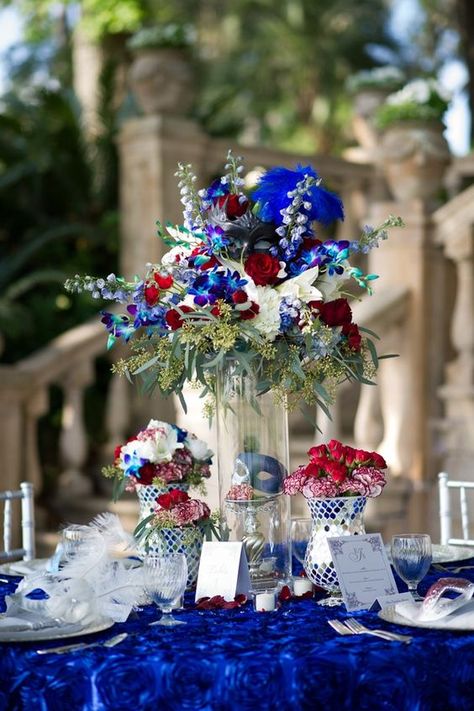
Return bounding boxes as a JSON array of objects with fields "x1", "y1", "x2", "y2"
[{"x1": 36, "y1": 632, "x2": 128, "y2": 654}]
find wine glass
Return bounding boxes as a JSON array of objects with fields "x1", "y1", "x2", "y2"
[
  {"x1": 144, "y1": 554, "x2": 188, "y2": 626},
  {"x1": 291, "y1": 518, "x2": 312, "y2": 570},
  {"x1": 391, "y1": 534, "x2": 432, "y2": 600}
]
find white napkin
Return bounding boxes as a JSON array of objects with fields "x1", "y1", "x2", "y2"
[
  {"x1": 8, "y1": 559, "x2": 48, "y2": 576},
  {"x1": 395, "y1": 599, "x2": 474, "y2": 629}
]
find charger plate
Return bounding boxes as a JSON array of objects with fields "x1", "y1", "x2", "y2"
[
  {"x1": 386, "y1": 544, "x2": 474, "y2": 565},
  {"x1": 0, "y1": 616, "x2": 114, "y2": 643},
  {"x1": 379, "y1": 601, "x2": 474, "y2": 631}
]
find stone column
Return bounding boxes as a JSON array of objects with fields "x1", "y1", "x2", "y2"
[
  {"x1": 434, "y1": 186, "x2": 474, "y2": 482},
  {"x1": 364, "y1": 201, "x2": 449, "y2": 532},
  {"x1": 117, "y1": 115, "x2": 211, "y2": 432}
]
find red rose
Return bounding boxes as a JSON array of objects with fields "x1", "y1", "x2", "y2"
[
  {"x1": 308, "y1": 444, "x2": 327, "y2": 460},
  {"x1": 144, "y1": 283, "x2": 160, "y2": 306},
  {"x1": 216, "y1": 194, "x2": 248, "y2": 218},
  {"x1": 156, "y1": 488, "x2": 189, "y2": 510},
  {"x1": 113, "y1": 444, "x2": 122, "y2": 461},
  {"x1": 327, "y1": 439, "x2": 347, "y2": 462},
  {"x1": 210, "y1": 304, "x2": 221, "y2": 317},
  {"x1": 239, "y1": 302, "x2": 260, "y2": 320},
  {"x1": 165, "y1": 305, "x2": 193, "y2": 330},
  {"x1": 305, "y1": 462, "x2": 322, "y2": 478},
  {"x1": 370, "y1": 451, "x2": 387, "y2": 469},
  {"x1": 342, "y1": 322, "x2": 362, "y2": 351},
  {"x1": 244, "y1": 253, "x2": 281, "y2": 286},
  {"x1": 154, "y1": 273, "x2": 173, "y2": 289},
  {"x1": 343, "y1": 446, "x2": 357, "y2": 466},
  {"x1": 318, "y1": 298, "x2": 352, "y2": 327},
  {"x1": 138, "y1": 462, "x2": 156, "y2": 485},
  {"x1": 327, "y1": 461, "x2": 348, "y2": 483},
  {"x1": 353, "y1": 449, "x2": 371, "y2": 466}
]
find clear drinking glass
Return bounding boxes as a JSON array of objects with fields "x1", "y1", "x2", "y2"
[
  {"x1": 144, "y1": 554, "x2": 188, "y2": 626},
  {"x1": 391, "y1": 534, "x2": 432, "y2": 600},
  {"x1": 290, "y1": 518, "x2": 312, "y2": 568}
]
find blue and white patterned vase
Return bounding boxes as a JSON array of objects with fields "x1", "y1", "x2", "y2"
[
  {"x1": 304, "y1": 496, "x2": 367, "y2": 593},
  {"x1": 145, "y1": 526, "x2": 204, "y2": 590}
]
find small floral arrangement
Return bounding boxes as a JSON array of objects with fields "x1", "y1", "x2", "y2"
[
  {"x1": 66, "y1": 151, "x2": 402, "y2": 414},
  {"x1": 226, "y1": 483, "x2": 255, "y2": 501},
  {"x1": 283, "y1": 439, "x2": 387, "y2": 499},
  {"x1": 134, "y1": 488, "x2": 220, "y2": 543},
  {"x1": 376, "y1": 78, "x2": 450, "y2": 129},
  {"x1": 103, "y1": 419, "x2": 212, "y2": 499},
  {"x1": 346, "y1": 66, "x2": 405, "y2": 94}
]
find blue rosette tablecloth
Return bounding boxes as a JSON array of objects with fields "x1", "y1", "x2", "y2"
[{"x1": 2, "y1": 563, "x2": 474, "y2": 711}]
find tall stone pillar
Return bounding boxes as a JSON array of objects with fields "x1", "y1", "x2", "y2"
[
  {"x1": 364, "y1": 202, "x2": 449, "y2": 532},
  {"x1": 117, "y1": 114, "x2": 212, "y2": 439}
]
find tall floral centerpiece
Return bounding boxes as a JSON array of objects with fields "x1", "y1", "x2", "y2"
[
  {"x1": 284, "y1": 440, "x2": 387, "y2": 601},
  {"x1": 67, "y1": 151, "x2": 401, "y2": 590}
]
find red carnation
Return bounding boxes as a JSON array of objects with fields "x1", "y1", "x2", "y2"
[
  {"x1": 318, "y1": 298, "x2": 353, "y2": 327},
  {"x1": 154, "y1": 273, "x2": 173, "y2": 289},
  {"x1": 232, "y1": 290, "x2": 249, "y2": 305},
  {"x1": 239, "y1": 302, "x2": 260, "y2": 320},
  {"x1": 216, "y1": 194, "x2": 248, "y2": 218},
  {"x1": 138, "y1": 462, "x2": 157, "y2": 486},
  {"x1": 342, "y1": 322, "x2": 362, "y2": 351},
  {"x1": 165, "y1": 305, "x2": 193, "y2": 330},
  {"x1": 244, "y1": 253, "x2": 281, "y2": 286},
  {"x1": 144, "y1": 283, "x2": 160, "y2": 306}
]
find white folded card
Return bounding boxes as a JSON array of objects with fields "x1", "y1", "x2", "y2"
[
  {"x1": 195, "y1": 541, "x2": 251, "y2": 602},
  {"x1": 327, "y1": 533, "x2": 397, "y2": 611}
]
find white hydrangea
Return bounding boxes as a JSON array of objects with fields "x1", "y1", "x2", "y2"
[{"x1": 248, "y1": 285, "x2": 282, "y2": 341}]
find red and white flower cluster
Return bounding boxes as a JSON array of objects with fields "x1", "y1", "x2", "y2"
[
  {"x1": 153, "y1": 489, "x2": 210, "y2": 527},
  {"x1": 283, "y1": 440, "x2": 387, "y2": 499},
  {"x1": 112, "y1": 419, "x2": 212, "y2": 491}
]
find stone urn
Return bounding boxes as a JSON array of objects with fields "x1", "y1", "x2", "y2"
[
  {"x1": 380, "y1": 120, "x2": 450, "y2": 202},
  {"x1": 129, "y1": 48, "x2": 194, "y2": 115}
]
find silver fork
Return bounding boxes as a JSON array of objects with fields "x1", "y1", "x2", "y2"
[
  {"x1": 36, "y1": 632, "x2": 128, "y2": 655},
  {"x1": 328, "y1": 619, "x2": 353, "y2": 636},
  {"x1": 345, "y1": 617, "x2": 411, "y2": 643},
  {"x1": 433, "y1": 563, "x2": 474, "y2": 574}
]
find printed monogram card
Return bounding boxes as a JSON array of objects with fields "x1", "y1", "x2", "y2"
[{"x1": 327, "y1": 533, "x2": 398, "y2": 611}]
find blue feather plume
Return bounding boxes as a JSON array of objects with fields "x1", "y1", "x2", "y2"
[{"x1": 253, "y1": 165, "x2": 344, "y2": 226}]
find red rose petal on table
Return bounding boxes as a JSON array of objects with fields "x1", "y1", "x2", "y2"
[{"x1": 278, "y1": 585, "x2": 292, "y2": 602}]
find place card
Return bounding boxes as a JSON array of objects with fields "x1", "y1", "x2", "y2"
[
  {"x1": 327, "y1": 533, "x2": 398, "y2": 611},
  {"x1": 195, "y1": 541, "x2": 251, "y2": 602},
  {"x1": 369, "y1": 592, "x2": 413, "y2": 612}
]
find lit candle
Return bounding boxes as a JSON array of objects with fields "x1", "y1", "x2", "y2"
[
  {"x1": 293, "y1": 578, "x2": 313, "y2": 596},
  {"x1": 254, "y1": 591, "x2": 276, "y2": 612}
]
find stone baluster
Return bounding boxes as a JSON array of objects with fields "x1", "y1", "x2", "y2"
[
  {"x1": 57, "y1": 361, "x2": 95, "y2": 497},
  {"x1": 434, "y1": 188, "x2": 474, "y2": 479},
  {"x1": 353, "y1": 385, "x2": 383, "y2": 452},
  {"x1": 23, "y1": 388, "x2": 49, "y2": 494},
  {"x1": 104, "y1": 372, "x2": 131, "y2": 459}
]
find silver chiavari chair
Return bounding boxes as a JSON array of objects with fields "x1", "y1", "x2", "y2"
[
  {"x1": 439, "y1": 472, "x2": 474, "y2": 547},
  {"x1": 0, "y1": 482, "x2": 35, "y2": 563}
]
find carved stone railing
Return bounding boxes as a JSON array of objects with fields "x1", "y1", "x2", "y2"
[{"x1": 0, "y1": 319, "x2": 130, "y2": 498}]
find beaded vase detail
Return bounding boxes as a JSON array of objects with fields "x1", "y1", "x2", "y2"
[
  {"x1": 146, "y1": 526, "x2": 204, "y2": 590},
  {"x1": 304, "y1": 496, "x2": 367, "y2": 593}
]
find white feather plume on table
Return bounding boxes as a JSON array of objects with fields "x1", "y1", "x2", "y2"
[{"x1": 10, "y1": 513, "x2": 146, "y2": 625}]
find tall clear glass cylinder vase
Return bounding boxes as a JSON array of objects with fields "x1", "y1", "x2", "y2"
[{"x1": 216, "y1": 359, "x2": 291, "y2": 591}]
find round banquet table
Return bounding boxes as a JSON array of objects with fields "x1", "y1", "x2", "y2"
[{"x1": 2, "y1": 562, "x2": 474, "y2": 711}]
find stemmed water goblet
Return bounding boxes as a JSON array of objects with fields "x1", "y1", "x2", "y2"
[
  {"x1": 143, "y1": 553, "x2": 188, "y2": 626},
  {"x1": 290, "y1": 518, "x2": 312, "y2": 572},
  {"x1": 391, "y1": 534, "x2": 432, "y2": 601}
]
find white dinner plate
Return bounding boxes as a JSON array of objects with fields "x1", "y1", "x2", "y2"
[
  {"x1": 0, "y1": 616, "x2": 114, "y2": 643},
  {"x1": 379, "y1": 601, "x2": 474, "y2": 631},
  {"x1": 0, "y1": 556, "x2": 142, "y2": 577},
  {"x1": 386, "y1": 544, "x2": 474, "y2": 565}
]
